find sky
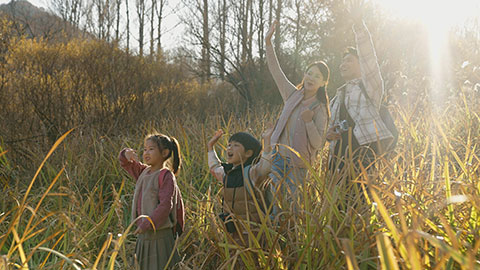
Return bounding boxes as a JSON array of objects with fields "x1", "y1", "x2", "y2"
[
  {"x1": 0, "y1": 0, "x2": 183, "y2": 51},
  {"x1": 1, "y1": 0, "x2": 479, "y2": 52}
]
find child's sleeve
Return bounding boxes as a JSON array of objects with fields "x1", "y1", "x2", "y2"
[
  {"x1": 249, "y1": 152, "x2": 272, "y2": 186},
  {"x1": 119, "y1": 148, "x2": 147, "y2": 180},
  {"x1": 138, "y1": 171, "x2": 175, "y2": 231},
  {"x1": 208, "y1": 150, "x2": 225, "y2": 182}
]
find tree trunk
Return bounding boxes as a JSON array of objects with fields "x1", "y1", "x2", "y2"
[
  {"x1": 274, "y1": 0, "x2": 282, "y2": 52},
  {"x1": 156, "y1": 0, "x2": 166, "y2": 56},
  {"x1": 115, "y1": 0, "x2": 121, "y2": 41},
  {"x1": 126, "y1": 0, "x2": 130, "y2": 53},
  {"x1": 136, "y1": 0, "x2": 146, "y2": 56},
  {"x1": 150, "y1": 0, "x2": 156, "y2": 56},
  {"x1": 201, "y1": 0, "x2": 210, "y2": 81},
  {"x1": 219, "y1": 0, "x2": 227, "y2": 79}
]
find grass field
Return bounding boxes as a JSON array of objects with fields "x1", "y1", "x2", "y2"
[{"x1": 1, "y1": 89, "x2": 480, "y2": 269}]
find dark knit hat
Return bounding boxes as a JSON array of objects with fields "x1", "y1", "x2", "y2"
[{"x1": 229, "y1": 132, "x2": 262, "y2": 165}]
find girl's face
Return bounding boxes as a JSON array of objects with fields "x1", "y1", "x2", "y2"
[
  {"x1": 226, "y1": 140, "x2": 252, "y2": 167},
  {"x1": 143, "y1": 139, "x2": 164, "y2": 167},
  {"x1": 303, "y1": 65, "x2": 326, "y2": 93}
]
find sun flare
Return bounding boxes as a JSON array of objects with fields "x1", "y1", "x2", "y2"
[
  {"x1": 374, "y1": 0, "x2": 480, "y2": 104},
  {"x1": 374, "y1": 0, "x2": 479, "y2": 29}
]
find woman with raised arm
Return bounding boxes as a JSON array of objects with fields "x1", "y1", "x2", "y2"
[{"x1": 266, "y1": 20, "x2": 330, "y2": 211}]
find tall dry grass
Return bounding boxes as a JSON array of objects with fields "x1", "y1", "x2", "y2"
[{"x1": 1, "y1": 88, "x2": 480, "y2": 269}]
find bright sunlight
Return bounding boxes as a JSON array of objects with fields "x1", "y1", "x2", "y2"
[{"x1": 375, "y1": 0, "x2": 480, "y2": 106}]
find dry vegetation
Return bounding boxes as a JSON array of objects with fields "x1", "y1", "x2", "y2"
[{"x1": 1, "y1": 6, "x2": 480, "y2": 269}]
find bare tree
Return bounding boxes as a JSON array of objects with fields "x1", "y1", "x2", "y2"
[
  {"x1": 218, "y1": 0, "x2": 227, "y2": 79},
  {"x1": 274, "y1": 0, "x2": 282, "y2": 51},
  {"x1": 150, "y1": 0, "x2": 156, "y2": 56},
  {"x1": 257, "y1": 0, "x2": 266, "y2": 63},
  {"x1": 126, "y1": 0, "x2": 130, "y2": 52},
  {"x1": 114, "y1": 0, "x2": 121, "y2": 41},
  {"x1": 201, "y1": 0, "x2": 210, "y2": 80},
  {"x1": 136, "y1": 0, "x2": 147, "y2": 56},
  {"x1": 155, "y1": 0, "x2": 167, "y2": 55}
]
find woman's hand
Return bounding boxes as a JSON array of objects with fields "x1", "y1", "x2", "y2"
[
  {"x1": 326, "y1": 126, "x2": 341, "y2": 141},
  {"x1": 301, "y1": 109, "x2": 315, "y2": 123},
  {"x1": 265, "y1": 20, "x2": 278, "y2": 45},
  {"x1": 124, "y1": 148, "x2": 138, "y2": 163},
  {"x1": 207, "y1": 129, "x2": 224, "y2": 151}
]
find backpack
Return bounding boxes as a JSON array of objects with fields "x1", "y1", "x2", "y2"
[
  {"x1": 243, "y1": 165, "x2": 274, "y2": 215},
  {"x1": 358, "y1": 82, "x2": 398, "y2": 151},
  {"x1": 158, "y1": 170, "x2": 185, "y2": 237}
]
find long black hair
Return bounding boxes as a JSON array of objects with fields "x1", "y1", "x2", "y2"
[{"x1": 145, "y1": 134, "x2": 182, "y2": 175}]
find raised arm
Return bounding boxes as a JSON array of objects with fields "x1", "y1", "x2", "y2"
[
  {"x1": 207, "y1": 130, "x2": 226, "y2": 182},
  {"x1": 119, "y1": 148, "x2": 147, "y2": 181},
  {"x1": 266, "y1": 21, "x2": 296, "y2": 101},
  {"x1": 354, "y1": 21, "x2": 384, "y2": 107},
  {"x1": 249, "y1": 126, "x2": 273, "y2": 186}
]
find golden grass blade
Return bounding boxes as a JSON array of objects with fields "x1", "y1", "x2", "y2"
[
  {"x1": 37, "y1": 247, "x2": 81, "y2": 270},
  {"x1": 108, "y1": 215, "x2": 155, "y2": 269},
  {"x1": 415, "y1": 230, "x2": 479, "y2": 269},
  {"x1": 92, "y1": 232, "x2": 113, "y2": 270},
  {"x1": 10, "y1": 227, "x2": 28, "y2": 270},
  {"x1": 22, "y1": 167, "x2": 65, "y2": 241},
  {"x1": 20, "y1": 129, "x2": 73, "y2": 207},
  {"x1": 39, "y1": 232, "x2": 65, "y2": 269},
  {"x1": 376, "y1": 233, "x2": 399, "y2": 270},
  {"x1": 370, "y1": 189, "x2": 409, "y2": 262},
  {"x1": 340, "y1": 238, "x2": 360, "y2": 270}
]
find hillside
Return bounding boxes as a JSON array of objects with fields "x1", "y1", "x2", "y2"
[{"x1": 0, "y1": 0, "x2": 87, "y2": 41}]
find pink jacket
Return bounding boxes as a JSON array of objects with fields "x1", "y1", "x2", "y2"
[{"x1": 266, "y1": 43, "x2": 328, "y2": 167}]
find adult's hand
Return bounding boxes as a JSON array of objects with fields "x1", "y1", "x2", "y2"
[
  {"x1": 265, "y1": 20, "x2": 278, "y2": 45},
  {"x1": 301, "y1": 109, "x2": 314, "y2": 123},
  {"x1": 326, "y1": 126, "x2": 341, "y2": 141},
  {"x1": 347, "y1": 0, "x2": 366, "y2": 25}
]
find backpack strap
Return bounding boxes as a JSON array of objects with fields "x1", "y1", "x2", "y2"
[
  {"x1": 243, "y1": 165, "x2": 253, "y2": 197},
  {"x1": 358, "y1": 81, "x2": 382, "y2": 109}
]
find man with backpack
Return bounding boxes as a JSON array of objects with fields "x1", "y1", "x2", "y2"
[{"x1": 327, "y1": 14, "x2": 396, "y2": 172}]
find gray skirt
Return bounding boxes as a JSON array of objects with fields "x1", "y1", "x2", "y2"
[{"x1": 135, "y1": 228, "x2": 180, "y2": 270}]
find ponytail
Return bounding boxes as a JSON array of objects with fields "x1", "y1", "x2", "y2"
[{"x1": 168, "y1": 136, "x2": 181, "y2": 175}]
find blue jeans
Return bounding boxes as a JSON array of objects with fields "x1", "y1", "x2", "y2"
[{"x1": 270, "y1": 150, "x2": 307, "y2": 215}]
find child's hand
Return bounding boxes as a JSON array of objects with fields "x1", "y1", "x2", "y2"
[
  {"x1": 124, "y1": 148, "x2": 138, "y2": 163},
  {"x1": 262, "y1": 124, "x2": 274, "y2": 140},
  {"x1": 265, "y1": 20, "x2": 278, "y2": 45},
  {"x1": 262, "y1": 124, "x2": 274, "y2": 152},
  {"x1": 207, "y1": 129, "x2": 224, "y2": 151},
  {"x1": 133, "y1": 227, "x2": 146, "y2": 235}
]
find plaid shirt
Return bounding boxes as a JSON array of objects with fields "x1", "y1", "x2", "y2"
[{"x1": 329, "y1": 21, "x2": 393, "y2": 148}]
